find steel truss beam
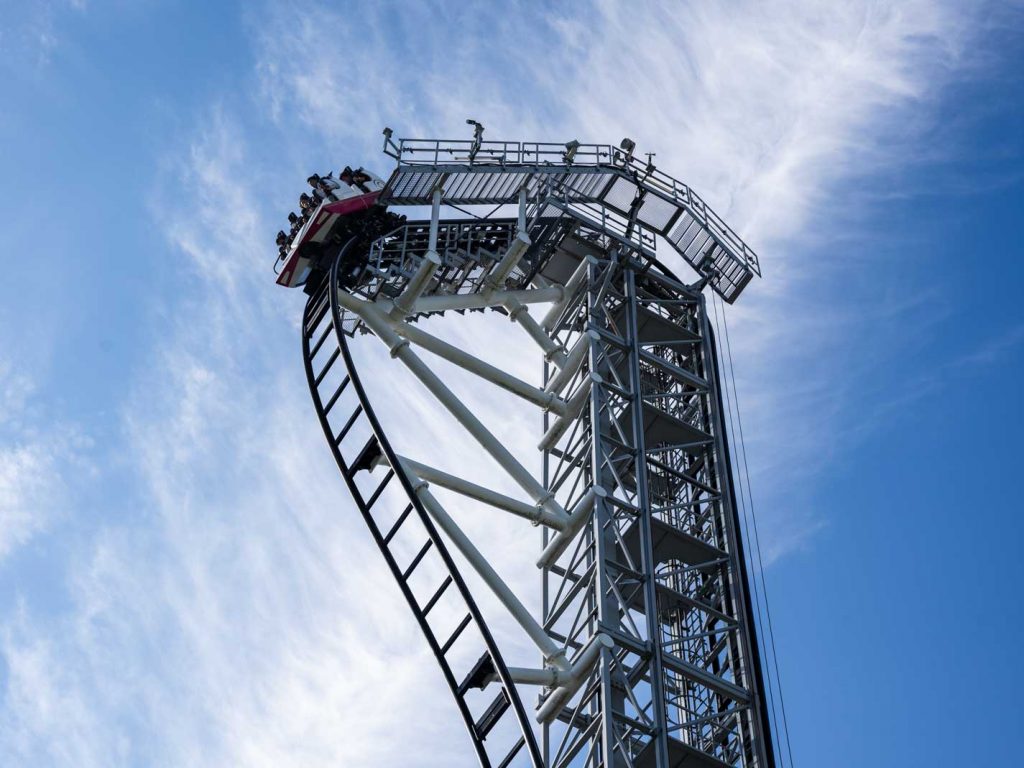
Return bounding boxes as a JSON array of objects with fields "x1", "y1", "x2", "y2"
[
  {"x1": 299, "y1": 142, "x2": 775, "y2": 767},
  {"x1": 540, "y1": 252, "x2": 774, "y2": 768}
]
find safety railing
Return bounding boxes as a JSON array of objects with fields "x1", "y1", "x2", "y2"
[{"x1": 381, "y1": 133, "x2": 762, "y2": 298}]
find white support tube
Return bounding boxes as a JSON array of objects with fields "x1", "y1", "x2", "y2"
[
  {"x1": 385, "y1": 315, "x2": 568, "y2": 416},
  {"x1": 505, "y1": 298, "x2": 568, "y2": 367},
  {"x1": 538, "y1": 375, "x2": 597, "y2": 452},
  {"x1": 532, "y1": 273, "x2": 553, "y2": 289},
  {"x1": 484, "y1": 634, "x2": 615, "y2": 690},
  {"x1": 486, "y1": 231, "x2": 532, "y2": 291},
  {"x1": 544, "y1": 331, "x2": 597, "y2": 396},
  {"x1": 402, "y1": 462, "x2": 568, "y2": 667},
  {"x1": 390, "y1": 187, "x2": 443, "y2": 318},
  {"x1": 480, "y1": 184, "x2": 529, "y2": 292},
  {"x1": 517, "y1": 184, "x2": 527, "y2": 233},
  {"x1": 428, "y1": 186, "x2": 442, "y2": 248},
  {"x1": 390, "y1": 249, "x2": 441, "y2": 318},
  {"x1": 536, "y1": 486, "x2": 605, "y2": 569},
  {"x1": 535, "y1": 633, "x2": 614, "y2": 724},
  {"x1": 338, "y1": 294, "x2": 569, "y2": 526},
  {"x1": 541, "y1": 256, "x2": 590, "y2": 332},
  {"x1": 398, "y1": 456, "x2": 569, "y2": 530},
  {"x1": 504, "y1": 666, "x2": 562, "y2": 687},
  {"x1": 412, "y1": 286, "x2": 563, "y2": 314}
]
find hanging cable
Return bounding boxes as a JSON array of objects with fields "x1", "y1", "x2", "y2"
[
  {"x1": 709, "y1": 295, "x2": 785, "y2": 763},
  {"x1": 713, "y1": 292, "x2": 796, "y2": 768}
]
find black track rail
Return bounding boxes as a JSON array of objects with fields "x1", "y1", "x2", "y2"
[{"x1": 301, "y1": 240, "x2": 543, "y2": 768}]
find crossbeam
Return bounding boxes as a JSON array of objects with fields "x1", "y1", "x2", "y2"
[
  {"x1": 337, "y1": 293, "x2": 570, "y2": 526},
  {"x1": 397, "y1": 455, "x2": 568, "y2": 530}
]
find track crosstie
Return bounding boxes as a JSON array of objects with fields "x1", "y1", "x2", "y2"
[{"x1": 302, "y1": 242, "x2": 544, "y2": 768}]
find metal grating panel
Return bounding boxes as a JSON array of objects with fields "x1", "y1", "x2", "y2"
[
  {"x1": 604, "y1": 175, "x2": 639, "y2": 212},
  {"x1": 638, "y1": 194, "x2": 678, "y2": 231},
  {"x1": 381, "y1": 141, "x2": 763, "y2": 303}
]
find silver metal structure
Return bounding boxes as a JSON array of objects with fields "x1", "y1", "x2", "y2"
[{"x1": 298, "y1": 129, "x2": 779, "y2": 767}]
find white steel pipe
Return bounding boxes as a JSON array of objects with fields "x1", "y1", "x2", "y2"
[
  {"x1": 428, "y1": 186, "x2": 442, "y2": 249},
  {"x1": 535, "y1": 633, "x2": 614, "y2": 723},
  {"x1": 544, "y1": 331, "x2": 597, "y2": 396},
  {"x1": 384, "y1": 315, "x2": 567, "y2": 416},
  {"x1": 411, "y1": 286, "x2": 562, "y2": 314},
  {"x1": 399, "y1": 456, "x2": 569, "y2": 530},
  {"x1": 536, "y1": 486, "x2": 605, "y2": 569},
  {"x1": 538, "y1": 375, "x2": 597, "y2": 452},
  {"x1": 390, "y1": 249, "x2": 441, "y2": 318},
  {"x1": 541, "y1": 256, "x2": 590, "y2": 332},
  {"x1": 486, "y1": 231, "x2": 532, "y2": 290},
  {"x1": 338, "y1": 294, "x2": 570, "y2": 527},
  {"x1": 402, "y1": 463, "x2": 567, "y2": 666},
  {"x1": 486, "y1": 633, "x2": 614, "y2": 690},
  {"x1": 503, "y1": 666, "x2": 562, "y2": 687},
  {"x1": 505, "y1": 297, "x2": 567, "y2": 367},
  {"x1": 390, "y1": 186, "x2": 443, "y2": 318},
  {"x1": 517, "y1": 184, "x2": 527, "y2": 232}
]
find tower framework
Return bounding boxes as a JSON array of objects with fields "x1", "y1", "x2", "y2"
[{"x1": 298, "y1": 133, "x2": 779, "y2": 767}]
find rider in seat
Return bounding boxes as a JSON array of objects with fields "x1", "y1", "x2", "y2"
[
  {"x1": 339, "y1": 166, "x2": 367, "y2": 194},
  {"x1": 275, "y1": 230, "x2": 289, "y2": 260},
  {"x1": 308, "y1": 173, "x2": 342, "y2": 202},
  {"x1": 298, "y1": 193, "x2": 317, "y2": 221},
  {"x1": 352, "y1": 167, "x2": 374, "y2": 189}
]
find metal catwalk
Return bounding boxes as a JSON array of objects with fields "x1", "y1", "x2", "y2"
[{"x1": 297, "y1": 132, "x2": 778, "y2": 767}]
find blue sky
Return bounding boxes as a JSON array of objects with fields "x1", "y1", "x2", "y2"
[{"x1": 1, "y1": 1, "x2": 1023, "y2": 766}]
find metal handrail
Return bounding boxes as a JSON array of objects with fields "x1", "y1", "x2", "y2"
[{"x1": 385, "y1": 135, "x2": 761, "y2": 278}]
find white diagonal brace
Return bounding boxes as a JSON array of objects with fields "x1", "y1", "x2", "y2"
[
  {"x1": 538, "y1": 375, "x2": 598, "y2": 451},
  {"x1": 399, "y1": 461, "x2": 568, "y2": 668},
  {"x1": 485, "y1": 231, "x2": 532, "y2": 291},
  {"x1": 541, "y1": 256, "x2": 589, "y2": 332},
  {"x1": 337, "y1": 293, "x2": 569, "y2": 525},
  {"x1": 536, "y1": 486, "x2": 605, "y2": 569},
  {"x1": 390, "y1": 249, "x2": 440, "y2": 318},
  {"x1": 505, "y1": 297, "x2": 568, "y2": 367},
  {"x1": 390, "y1": 186, "x2": 443, "y2": 318},
  {"x1": 382, "y1": 314, "x2": 567, "y2": 415},
  {"x1": 398, "y1": 456, "x2": 569, "y2": 529},
  {"x1": 479, "y1": 187, "x2": 530, "y2": 291},
  {"x1": 535, "y1": 633, "x2": 614, "y2": 723},
  {"x1": 544, "y1": 330, "x2": 596, "y2": 396}
]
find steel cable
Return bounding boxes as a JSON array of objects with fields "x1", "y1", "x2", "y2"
[{"x1": 711, "y1": 293, "x2": 796, "y2": 768}]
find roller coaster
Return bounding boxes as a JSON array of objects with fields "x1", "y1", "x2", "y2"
[{"x1": 286, "y1": 128, "x2": 787, "y2": 768}]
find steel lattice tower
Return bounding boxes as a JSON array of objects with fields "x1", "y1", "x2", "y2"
[{"x1": 294, "y1": 129, "x2": 778, "y2": 768}]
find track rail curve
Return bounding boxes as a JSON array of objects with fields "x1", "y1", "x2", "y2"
[{"x1": 301, "y1": 240, "x2": 543, "y2": 768}]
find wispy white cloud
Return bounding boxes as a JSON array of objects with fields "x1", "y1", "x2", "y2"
[
  {"x1": 3, "y1": 114, "x2": 477, "y2": 767},
  {"x1": 0, "y1": 0, "x2": 88, "y2": 68},
  {"x1": 1, "y1": 1, "x2": 1013, "y2": 765},
  {"x1": 0, "y1": 605, "x2": 112, "y2": 768},
  {"x1": 255, "y1": 0, "x2": 993, "y2": 555},
  {"x1": 0, "y1": 362, "x2": 86, "y2": 563},
  {"x1": 953, "y1": 322, "x2": 1024, "y2": 368},
  {"x1": 540, "y1": 0, "x2": 993, "y2": 558},
  {"x1": 0, "y1": 441, "x2": 59, "y2": 562}
]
